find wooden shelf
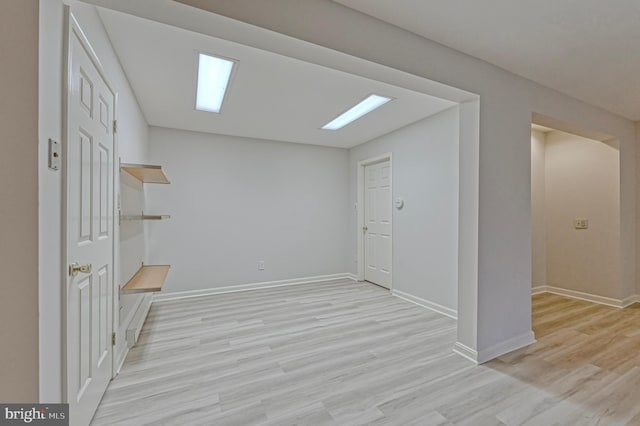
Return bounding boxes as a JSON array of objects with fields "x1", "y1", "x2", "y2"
[
  {"x1": 121, "y1": 163, "x2": 170, "y2": 184},
  {"x1": 121, "y1": 265, "x2": 170, "y2": 294},
  {"x1": 121, "y1": 214, "x2": 171, "y2": 221}
]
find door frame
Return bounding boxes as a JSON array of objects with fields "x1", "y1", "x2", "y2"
[
  {"x1": 61, "y1": 8, "x2": 120, "y2": 403},
  {"x1": 356, "y1": 153, "x2": 393, "y2": 288}
]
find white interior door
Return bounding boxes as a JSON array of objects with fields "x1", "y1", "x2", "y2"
[
  {"x1": 65, "y1": 16, "x2": 116, "y2": 426},
  {"x1": 364, "y1": 160, "x2": 392, "y2": 288}
]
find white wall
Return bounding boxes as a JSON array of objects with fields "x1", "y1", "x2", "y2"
[
  {"x1": 349, "y1": 108, "x2": 459, "y2": 312},
  {"x1": 530, "y1": 130, "x2": 547, "y2": 288},
  {"x1": 146, "y1": 126, "x2": 350, "y2": 292},
  {"x1": 39, "y1": 0, "x2": 149, "y2": 402},
  {"x1": 544, "y1": 131, "x2": 620, "y2": 298},
  {"x1": 1, "y1": 0, "x2": 39, "y2": 402}
]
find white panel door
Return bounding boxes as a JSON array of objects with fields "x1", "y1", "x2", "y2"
[
  {"x1": 65, "y1": 20, "x2": 115, "y2": 426},
  {"x1": 364, "y1": 160, "x2": 392, "y2": 288}
]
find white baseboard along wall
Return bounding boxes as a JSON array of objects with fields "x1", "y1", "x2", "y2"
[
  {"x1": 391, "y1": 289, "x2": 457, "y2": 319},
  {"x1": 152, "y1": 273, "x2": 357, "y2": 303},
  {"x1": 532, "y1": 285, "x2": 640, "y2": 308}
]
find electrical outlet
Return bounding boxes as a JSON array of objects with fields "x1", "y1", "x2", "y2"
[{"x1": 258, "y1": 260, "x2": 265, "y2": 271}]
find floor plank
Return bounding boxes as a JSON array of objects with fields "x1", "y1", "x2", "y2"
[{"x1": 92, "y1": 284, "x2": 640, "y2": 425}]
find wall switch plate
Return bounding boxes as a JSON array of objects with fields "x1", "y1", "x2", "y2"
[
  {"x1": 573, "y1": 218, "x2": 589, "y2": 229},
  {"x1": 48, "y1": 138, "x2": 61, "y2": 171},
  {"x1": 258, "y1": 260, "x2": 265, "y2": 271}
]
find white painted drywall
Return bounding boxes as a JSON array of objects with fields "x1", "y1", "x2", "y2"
[
  {"x1": 530, "y1": 130, "x2": 547, "y2": 289},
  {"x1": 145, "y1": 127, "x2": 350, "y2": 292},
  {"x1": 180, "y1": 0, "x2": 636, "y2": 355},
  {"x1": 544, "y1": 131, "x2": 620, "y2": 298},
  {"x1": 38, "y1": 0, "x2": 149, "y2": 401},
  {"x1": 349, "y1": 108, "x2": 459, "y2": 311},
  {"x1": 1, "y1": 0, "x2": 39, "y2": 402}
]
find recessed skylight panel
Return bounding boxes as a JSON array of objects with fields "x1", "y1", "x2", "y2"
[
  {"x1": 195, "y1": 53, "x2": 235, "y2": 113},
  {"x1": 321, "y1": 94, "x2": 392, "y2": 130}
]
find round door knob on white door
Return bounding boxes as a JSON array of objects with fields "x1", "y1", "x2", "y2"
[
  {"x1": 363, "y1": 226, "x2": 368, "y2": 232},
  {"x1": 69, "y1": 262, "x2": 92, "y2": 277}
]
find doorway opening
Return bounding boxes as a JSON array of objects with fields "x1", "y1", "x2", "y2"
[
  {"x1": 530, "y1": 121, "x2": 620, "y2": 301},
  {"x1": 530, "y1": 115, "x2": 623, "y2": 341},
  {"x1": 528, "y1": 117, "x2": 640, "y2": 373}
]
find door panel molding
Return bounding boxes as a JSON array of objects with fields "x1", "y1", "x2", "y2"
[
  {"x1": 357, "y1": 153, "x2": 392, "y2": 289},
  {"x1": 62, "y1": 8, "x2": 118, "y2": 425}
]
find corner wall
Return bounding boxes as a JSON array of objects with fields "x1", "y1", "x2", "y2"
[
  {"x1": 0, "y1": 0, "x2": 39, "y2": 402},
  {"x1": 349, "y1": 108, "x2": 459, "y2": 313}
]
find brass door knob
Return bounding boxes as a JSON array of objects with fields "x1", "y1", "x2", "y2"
[{"x1": 69, "y1": 262, "x2": 92, "y2": 277}]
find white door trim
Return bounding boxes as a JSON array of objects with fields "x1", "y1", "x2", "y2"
[
  {"x1": 62, "y1": 8, "x2": 120, "y2": 403},
  {"x1": 357, "y1": 153, "x2": 393, "y2": 288}
]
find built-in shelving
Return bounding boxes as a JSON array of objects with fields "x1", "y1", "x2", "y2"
[
  {"x1": 121, "y1": 163, "x2": 170, "y2": 184},
  {"x1": 121, "y1": 264, "x2": 171, "y2": 294},
  {"x1": 119, "y1": 160, "x2": 171, "y2": 297}
]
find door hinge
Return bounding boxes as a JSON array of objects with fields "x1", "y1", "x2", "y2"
[
  {"x1": 113, "y1": 120, "x2": 118, "y2": 134},
  {"x1": 112, "y1": 332, "x2": 116, "y2": 346}
]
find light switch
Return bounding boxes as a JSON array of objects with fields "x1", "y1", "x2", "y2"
[
  {"x1": 573, "y1": 218, "x2": 589, "y2": 230},
  {"x1": 48, "y1": 138, "x2": 61, "y2": 171}
]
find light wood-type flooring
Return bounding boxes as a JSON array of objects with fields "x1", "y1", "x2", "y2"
[{"x1": 92, "y1": 281, "x2": 640, "y2": 425}]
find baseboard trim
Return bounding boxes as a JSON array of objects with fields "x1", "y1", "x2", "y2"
[
  {"x1": 453, "y1": 342, "x2": 478, "y2": 363},
  {"x1": 345, "y1": 273, "x2": 359, "y2": 281},
  {"x1": 532, "y1": 285, "x2": 639, "y2": 308},
  {"x1": 115, "y1": 344, "x2": 129, "y2": 375},
  {"x1": 453, "y1": 331, "x2": 536, "y2": 365},
  {"x1": 391, "y1": 289, "x2": 457, "y2": 320},
  {"x1": 126, "y1": 293, "x2": 153, "y2": 347},
  {"x1": 477, "y1": 331, "x2": 536, "y2": 364},
  {"x1": 531, "y1": 285, "x2": 547, "y2": 295},
  {"x1": 152, "y1": 273, "x2": 357, "y2": 302},
  {"x1": 115, "y1": 292, "x2": 145, "y2": 373},
  {"x1": 622, "y1": 294, "x2": 640, "y2": 307}
]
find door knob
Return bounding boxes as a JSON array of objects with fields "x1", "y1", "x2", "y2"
[
  {"x1": 363, "y1": 226, "x2": 368, "y2": 232},
  {"x1": 69, "y1": 262, "x2": 92, "y2": 277}
]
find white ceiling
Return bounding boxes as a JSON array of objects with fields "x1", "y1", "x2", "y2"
[
  {"x1": 98, "y1": 8, "x2": 455, "y2": 149},
  {"x1": 334, "y1": 0, "x2": 640, "y2": 121}
]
